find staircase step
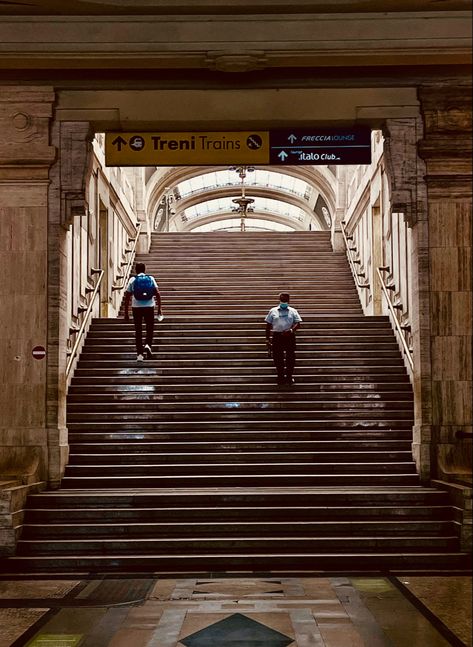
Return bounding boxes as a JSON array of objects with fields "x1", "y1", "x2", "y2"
[
  {"x1": 21, "y1": 520, "x2": 458, "y2": 539},
  {"x1": 3, "y1": 552, "x2": 470, "y2": 574},
  {"x1": 23, "y1": 505, "x2": 456, "y2": 523},
  {"x1": 60, "y1": 474, "x2": 421, "y2": 487},
  {"x1": 67, "y1": 451, "x2": 414, "y2": 464},
  {"x1": 69, "y1": 440, "x2": 413, "y2": 452},
  {"x1": 67, "y1": 430, "x2": 414, "y2": 442},
  {"x1": 16, "y1": 535, "x2": 460, "y2": 556}
]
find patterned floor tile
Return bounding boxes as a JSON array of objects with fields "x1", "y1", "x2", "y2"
[{"x1": 179, "y1": 612, "x2": 294, "y2": 647}]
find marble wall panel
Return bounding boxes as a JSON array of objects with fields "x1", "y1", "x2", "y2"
[
  {"x1": 431, "y1": 292, "x2": 473, "y2": 336},
  {"x1": 431, "y1": 336, "x2": 471, "y2": 382},
  {"x1": 432, "y1": 381, "x2": 473, "y2": 427}
]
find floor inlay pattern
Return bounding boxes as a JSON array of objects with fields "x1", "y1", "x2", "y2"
[{"x1": 1, "y1": 576, "x2": 467, "y2": 647}]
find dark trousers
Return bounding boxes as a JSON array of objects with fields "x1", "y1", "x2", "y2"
[
  {"x1": 271, "y1": 331, "x2": 296, "y2": 379},
  {"x1": 132, "y1": 307, "x2": 154, "y2": 354}
]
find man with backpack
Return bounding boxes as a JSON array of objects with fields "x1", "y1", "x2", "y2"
[{"x1": 124, "y1": 262, "x2": 162, "y2": 361}]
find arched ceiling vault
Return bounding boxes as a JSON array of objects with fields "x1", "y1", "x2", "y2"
[
  {"x1": 170, "y1": 185, "x2": 323, "y2": 229},
  {"x1": 146, "y1": 164, "x2": 338, "y2": 233}
]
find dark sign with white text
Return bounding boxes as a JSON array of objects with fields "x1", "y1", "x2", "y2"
[{"x1": 269, "y1": 128, "x2": 371, "y2": 165}]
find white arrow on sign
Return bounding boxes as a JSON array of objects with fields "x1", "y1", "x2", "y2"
[
  {"x1": 278, "y1": 151, "x2": 289, "y2": 161},
  {"x1": 288, "y1": 134, "x2": 297, "y2": 143}
]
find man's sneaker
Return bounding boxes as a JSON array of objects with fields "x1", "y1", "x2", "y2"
[
  {"x1": 144, "y1": 344, "x2": 153, "y2": 359},
  {"x1": 136, "y1": 353, "x2": 144, "y2": 362}
]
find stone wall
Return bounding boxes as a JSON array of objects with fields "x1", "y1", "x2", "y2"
[
  {"x1": 0, "y1": 87, "x2": 55, "y2": 487},
  {"x1": 418, "y1": 85, "x2": 472, "y2": 483}
]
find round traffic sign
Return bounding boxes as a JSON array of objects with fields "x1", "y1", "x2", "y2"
[{"x1": 32, "y1": 345, "x2": 46, "y2": 360}]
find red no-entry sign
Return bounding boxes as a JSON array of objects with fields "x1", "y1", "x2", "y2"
[{"x1": 32, "y1": 345, "x2": 46, "y2": 360}]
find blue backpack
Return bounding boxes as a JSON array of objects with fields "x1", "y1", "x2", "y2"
[{"x1": 133, "y1": 274, "x2": 156, "y2": 301}]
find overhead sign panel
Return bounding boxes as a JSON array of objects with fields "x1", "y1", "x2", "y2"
[
  {"x1": 269, "y1": 128, "x2": 371, "y2": 165},
  {"x1": 105, "y1": 128, "x2": 371, "y2": 166},
  {"x1": 105, "y1": 131, "x2": 269, "y2": 166}
]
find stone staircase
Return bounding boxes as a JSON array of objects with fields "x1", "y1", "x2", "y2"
[{"x1": 6, "y1": 232, "x2": 470, "y2": 572}]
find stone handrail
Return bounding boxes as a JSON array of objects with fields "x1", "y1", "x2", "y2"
[
  {"x1": 376, "y1": 267, "x2": 414, "y2": 370},
  {"x1": 112, "y1": 222, "x2": 142, "y2": 292},
  {"x1": 340, "y1": 220, "x2": 370, "y2": 289},
  {"x1": 66, "y1": 269, "x2": 104, "y2": 377}
]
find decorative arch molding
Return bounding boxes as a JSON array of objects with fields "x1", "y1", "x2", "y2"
[
  {"x1": 181, "y1": 210, "x2": 304, "y2": 232},
  {"x1": 145, "y1": 164, "x2": 338, "y2": 233}
]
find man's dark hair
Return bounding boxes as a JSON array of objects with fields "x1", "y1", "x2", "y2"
[
  {"x1": 279, "y1": 292, "x2": 290, "y2": 302},
  {"x1": 136, "y1": 262, "x2": 146, "y2": 274}
]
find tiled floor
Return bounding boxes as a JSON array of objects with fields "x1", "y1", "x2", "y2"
[{"x1": 0, "y1": 575, "x2": 470, "y2": 647}]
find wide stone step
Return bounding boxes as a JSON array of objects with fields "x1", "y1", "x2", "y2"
[
  {"x1": 93, "y1": 331, "x2": 395, "y2": 340},
  {"x1": 3, "y1": 552, "x2": 470, "y2": 573},
  {"x1": 68, "y1": 440, "x2": 413, "y2": 452},
  {"x1": 15, "y1": 535, "x2": 459, "y2": 556},
  {"x1": 72, "y1": 370, "x2": 409, "y2": 380},
  {"x1": 67, "y1": 391, "x2": 413, "y2": 403},
  {"x1": 25, "y1": 488, "x2": 452, "y2": 508},
  {"x1": 153, "y1": 292, "x2": 360, "y2": 299},
  {"x1": 63, "y1": 459, "x2": 416, "y2": 474},
  {"x1": 77, "y1": 352, "x2": 406, "y2": 362},
  {"x1": 60, "y1": 474, "x2": 420, "y2": 487},
  {"x1": 21, "y1": 520, "x2": 457, "y2": 540},
  {"x1": 66, "y1": 419, "x2": 414, "y2": 431},
  {"x1": 154, "y1": 284, "x2": 358, "y2": 292},
  {"x1": 132, "y1": 304, "x2": 362, "y2": 311},
  {"x1": 23, "y1": 504, "x2": 455, "y2": 523},
  {"x1": 69, "y1": 381, "x2": 413, "y2": 393},
  {"x1": 67, "y1": 430, "x2": 414, "y2": 443},
  {"x1": 74, "y1": 362, "x2": 407, "y2": 372},
  {"x1": 83, "y1": 342, "x2": 400, "y2": 353},
  {"x1": 67, "y1": 451, "x2": 415, "y2": 465},
  {"x1": 69, "y1": 384, "x2": 412, "y2": 406},
  {"x1": 71, "y1": 373, "x2": 410, "y2": 384},
  {"x1": 67, "y1": 410, "x2": 414, "y2": 423},
  {"x1": 92, "y1": 316, "x2": 392, "y2": 324}
]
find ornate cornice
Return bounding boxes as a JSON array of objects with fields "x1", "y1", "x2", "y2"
[
  {"x1": 417, "y1": 84, "x2": 472, "y2": 196},
  {"x1": 382, "y1": 117, "x2": 427, "y2": 227},
  {"x1": 57, "y1": 122, "x2": 94, "y2": 228},
  {"x1": 0, "y1": 13, "x2": 470, "y2": 71}
]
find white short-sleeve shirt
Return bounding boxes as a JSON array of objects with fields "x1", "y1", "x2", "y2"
[
  {"x1": 265, "y1": 305, "x2": 302, "y2": 332},
  {"x1": 126, "y1": 273, "x2": 159, "y2": 308}
]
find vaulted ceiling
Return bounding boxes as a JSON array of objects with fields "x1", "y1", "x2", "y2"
[{"x1": 146, "y1": 164, "x2": 338, "y2": 233}]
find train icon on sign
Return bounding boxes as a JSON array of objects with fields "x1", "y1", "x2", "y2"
[{"x1": 130, "y1": 135, "x2": 145, "y2": 151}]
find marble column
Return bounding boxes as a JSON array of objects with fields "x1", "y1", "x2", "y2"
[
  {"x1": 47, "y1": 120, "x2": 92, "y2": 488},
  {"x1": 384, "y1": 117, "x2": 431, "y2": 480},
  {"x1": 418, "y1": 84, "x2": 472, "y2": 482},
  {"x1": 0, "y1": 87, "x2": 56, "y2": 486}
]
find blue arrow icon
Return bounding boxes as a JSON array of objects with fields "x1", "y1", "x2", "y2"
[
  {"x1": 278, "y1": 151, "x2": 288, "y2": 161},
  {"x1": 288, "y1": 134, "x2": 297, "y2": 143}
]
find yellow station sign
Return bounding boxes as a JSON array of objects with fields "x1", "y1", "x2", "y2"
[{"x1": 105, "y1": 131, "x2": 270, "y2": 166}]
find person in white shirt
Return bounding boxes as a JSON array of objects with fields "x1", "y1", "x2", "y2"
[
  {"x1": 265, "y1": 292, "x2": 302, "y2": 385},
  {"x1": 123, "y1": 262, "x2": 162, "y2": 361}
]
